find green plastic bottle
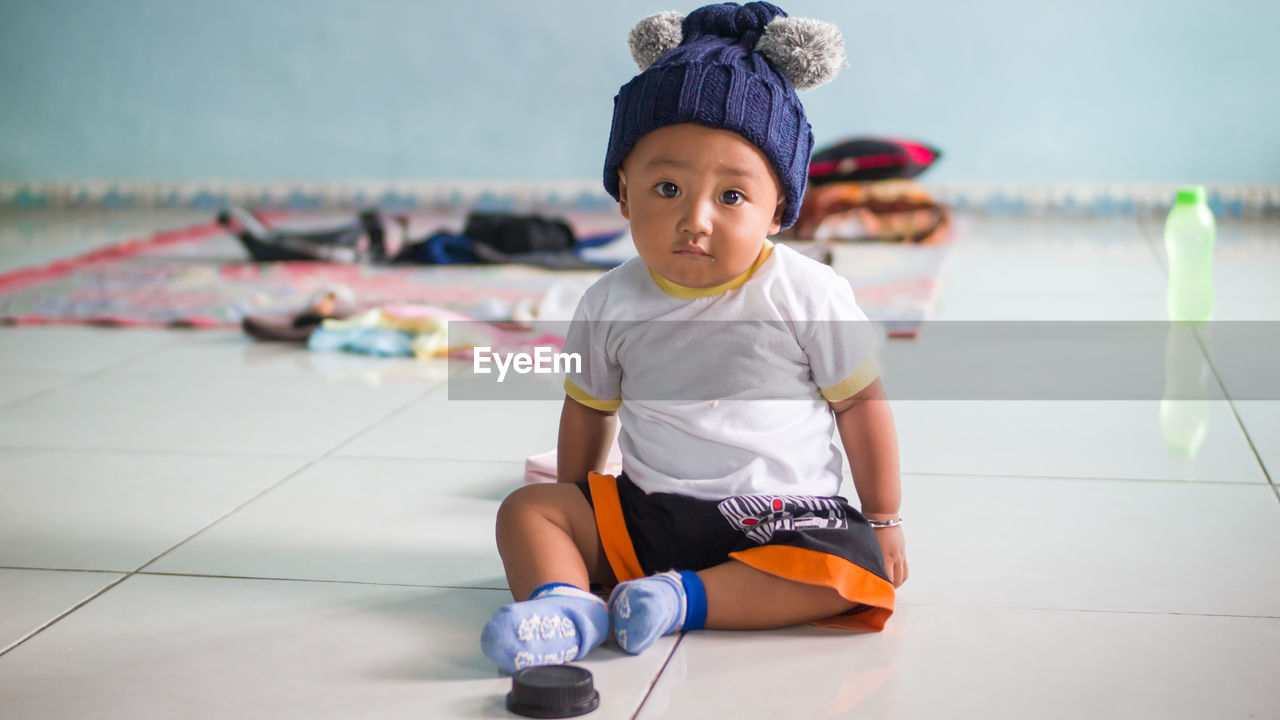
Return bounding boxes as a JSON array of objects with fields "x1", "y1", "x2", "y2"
[
  {"x1": 1163, "y1": 186, "x2": 1216, "y2": 322},
  {"x1": 1159, "y1": 186, "x2": 1215, "y2": 457},
  {"x1": 1160, "y1": 323, "x2": 1210, "y2": 457}
]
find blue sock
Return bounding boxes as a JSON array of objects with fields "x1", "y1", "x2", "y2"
[
  {"x1": 480, "y1": 583, "x2": 610, "y2": 673},
  {"x1": 609, "y1": 570, "x2": 707, "y2": 655}
]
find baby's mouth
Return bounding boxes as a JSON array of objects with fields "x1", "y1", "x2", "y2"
[{"x1": 674, "y1": 244, "x2": 711, "y2": 258}]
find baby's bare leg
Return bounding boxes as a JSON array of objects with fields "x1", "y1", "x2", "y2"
[
  {"x1": 610, "y1": 559, "x2": 856, "y2": 654},
  {"x1": 699, "y1": 559, "x2": 854, "y2": 630},
  {"x1": 482, "y1": 483, "x2": 617, "y2": 673},
  {"x1": 495, "y1": 483, "x2": 615, "y2": 600}
]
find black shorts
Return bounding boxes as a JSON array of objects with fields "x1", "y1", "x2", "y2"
[{"x1": 577, "y1": 472, "x2": 895, "y2": 631}]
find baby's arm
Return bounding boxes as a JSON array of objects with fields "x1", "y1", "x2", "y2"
[
  {"x1": 831, "y1": 378, "x2": 908, "y2": 587},
  {"x1": 556, "y1": 396, "x2": 618, "y2": 484}
]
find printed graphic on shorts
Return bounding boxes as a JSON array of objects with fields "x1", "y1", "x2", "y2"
[{"x1": 717, "y1": 495, "x2": 849, "y2": 544}]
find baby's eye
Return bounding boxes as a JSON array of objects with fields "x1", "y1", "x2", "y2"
[
  {"x1": 719, "y1": 190, "x2": 745, "y2": 206},
  {"x1": 654, "y1": 182, "x2": 680, "y2": 198}
]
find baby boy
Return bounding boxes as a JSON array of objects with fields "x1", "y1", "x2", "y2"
[{"x1": 481, "y1": 1, "x2": 907, "y2": 673}]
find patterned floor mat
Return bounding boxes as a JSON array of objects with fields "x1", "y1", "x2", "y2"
[{"x1": 0, "y1": 209, "x2": 950, "y2": 336}]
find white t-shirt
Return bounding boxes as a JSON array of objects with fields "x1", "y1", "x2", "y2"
[{"x1": 563, "y1": 241, "x2": 880, "y2": 501}]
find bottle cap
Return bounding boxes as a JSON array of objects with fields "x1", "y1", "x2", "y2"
[
  {"x1": 1175, "y1": 186, "x2": 1206, "y2": 206},
  {"x1": 506, "y1": 665, "x2": 600, "y2": 718}
]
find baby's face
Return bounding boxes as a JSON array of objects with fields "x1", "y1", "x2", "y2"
[{"x1": 618, "y1": 124, "x2": 784, "y2": 289}]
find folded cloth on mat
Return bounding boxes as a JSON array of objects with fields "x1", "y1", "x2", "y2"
[
  {"x1": 308, "y1": 303, "x2": 571, "y2": 361},
  {"x1": 308, "y1": 327, "x2": 415, "y2": 356}
]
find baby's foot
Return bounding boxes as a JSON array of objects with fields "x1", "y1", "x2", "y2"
[
  {"x1": 481, "y1": 584, "x2": 609, "y2": 673},
  {"x1": 609, "y1": 570, "x2": 706, "y2": 655}
]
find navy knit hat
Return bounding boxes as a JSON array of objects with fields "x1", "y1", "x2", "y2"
[{"x1": 603, "y1": 2, "x2": 845, "y2": 229}]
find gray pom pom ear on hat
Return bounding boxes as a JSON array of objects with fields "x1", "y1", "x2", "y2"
[
  {"x1": 756, "y1": 16, "x2": 846, "y2": 91},
  {"x1": 628, "y1": 9, "x2": 844, "y2": 90},
  {"x1": 629, "y1": 10, "x2": 685, "y2": 69}
]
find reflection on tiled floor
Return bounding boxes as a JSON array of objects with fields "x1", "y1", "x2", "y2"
[{"x1": 0, "y1": 210, "x2": 1277, "y2": 718}]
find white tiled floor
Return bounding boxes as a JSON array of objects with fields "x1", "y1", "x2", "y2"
[{"x1": 1, "y1": 209, "x2": 1277, "y2": 718}]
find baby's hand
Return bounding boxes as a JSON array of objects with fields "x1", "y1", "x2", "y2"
[{"x1": 872, "y1": 525, "x2": 908, "y2": 588}]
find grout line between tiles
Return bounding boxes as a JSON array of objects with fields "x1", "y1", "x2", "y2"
[
  {"x1": 0, "y1": 444, "x2": 312, "y2": 461},
  {"x1": 133, "y1": 570, "x2": 509, "y2": 592},
  {"x1": 133, "y1": 460, "x2": 335, "y2": 571},
  {"x1": 0, "y1": 566, "x2": 512, "y2": 593},
  {"x1": 1185, "y1": 327, "x2": 1278, "y2": 502},
  {"x1": 1135, "y1": 212, "x2": 1167, "y2": 273},
  {"x1": 895, "y1": 601, "x2": 1280, "y2": 620},
  {"x1": 321, "y1": 381, "x2": 451, "y2": 458},
  {"x1": 1222, "y1": 404, "x2": 1279, "y2": 504},
  {"x1": 630, "y1": 633, "x2": 684, "y2": 720},
  {"x1": 884, "y1": 469, "x2": 1269, "y2": 487},
  {"x1": 133, "y1": 380, "x2": 446, "y2": 575},
  {"x1": 0, "y1": 566, "x2": 125, "y2": 575},
  {"x1": 0, "y1": 372, "x2": 80, "y2": 411},
  {"x1": 0, "y1": 334, "x2": 191, "y2": 412},
  {"x1": 0, "y1": 574, "x2": 130, "y2": 658},
  {"x1": 330, "y1": 453, "x2": 526, "y2": 466},
  {"x1": 6, "y1": 564, "x2": 1274, "y2": 621},
  {"x1": 0, "y1": 376, "x2": 444, "y2": 660},
  {"x1": 0, "y1": 374, "x2": 106, "y2": 413}
]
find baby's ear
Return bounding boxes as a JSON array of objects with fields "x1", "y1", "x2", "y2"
[
  {"x1": 617, "y1": 169, "x2": 631, "y2": 220},
  {"x1": 770, "y1": 195, "x2": 785, "y2": 234}
]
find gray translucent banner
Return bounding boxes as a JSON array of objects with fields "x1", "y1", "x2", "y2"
[{"x1": 446, "y1": 320, "x2": 1278, "y2": 401}]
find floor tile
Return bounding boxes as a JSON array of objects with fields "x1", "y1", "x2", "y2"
[
  {"x1": 0, "y1": 372, "x2": 429, "y2": 456},
  {"x1": 1140, "y1": 217, "x2": 1280, "y2": 294},
  {"x1": 0, "y1": 449, "x2": 308, "y2": 571},
  {"x1": 1199, "y1": 323, "x2": 1280, "y2": 402},
  {"x1": 0, "y1": 326, "x2": 183, "y2": 373},
  {"x1": 0, "y1": 209, "x2": 209, "y2": 274},
  {"x1": 880, "y1": 321, "x2": 1215, "y2": 401},
  {"x1": 0, "y1": 574, "x2": 675, "y2": 719},
  {"x1": 147, "y1": 458, "x2": 520, "y2": 588},
  {"x1": 890, "y1": 400, "x2": 1267, "y2": 483},
  {"x1": 1233, "y1": 401, "x2": 1280, "y2": 482},
  {"x1": 0, "y1": 371, "x2": 77, "y2": 407},
  {"x1": 943, "y1": 217, "x2": 1165, "y2": 298},
  {"x1": 2, "y1": 209, "x2": 1277, "y2": 719},
  {"x1": 0, "y1": 569, "x2": 123, "y2": 652},
  {"x1": 891, "y1": 474, "x2": 1280, "y2": 616},
  {"x1": 637, "y1": 605, "x2": 1280, "y2": 720},
  {"x1": 931, "y1": 292, "x2": 1166, "y2": 320},
  {"x1": 337, "y1": 382, "x2": 564, "y2": 462},
  {"x1": 1204, "y1": 293, "x2": 1280, "y2": 321},
  {"x1": 112, "y1": 330, "x2": 452, "y2": 387}
]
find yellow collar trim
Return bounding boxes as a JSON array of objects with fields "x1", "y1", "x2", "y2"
[{"x1": 649, "y1": 240, "x2": 774, "y2": 299}]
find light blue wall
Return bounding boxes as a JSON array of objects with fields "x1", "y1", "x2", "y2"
[{"x1": 2, "y1": 0, "x2": 1276, "y2": 184}]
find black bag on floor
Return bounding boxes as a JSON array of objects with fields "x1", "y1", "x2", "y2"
[{"x1": 463, "y1": 212, "x2": 577, "y2": 255}]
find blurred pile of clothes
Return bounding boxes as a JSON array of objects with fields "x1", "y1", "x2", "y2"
[
  {"x1": 234, "y1": 135, "x2": 948, "y2": 355},
  {"x1": 783, "y1": 136, "x2": 950, "y2": 245},
  {"x1": 240, "y1": 281, "x2": 585, "y2": 360},
  {"x1": 218, "y1": 207, "x2": 625, "y2": 270}
]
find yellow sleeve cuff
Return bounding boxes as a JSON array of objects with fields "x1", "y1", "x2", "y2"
[
  {"x1": 565, "y1": 378, "x2": 622, "y2": 412},
  {"x1": 819, "y1": 357, "x2": 881, "y2": 403}
]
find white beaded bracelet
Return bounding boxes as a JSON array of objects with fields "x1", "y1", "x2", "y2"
[{"x1": 867, "y1": 517, "x2": 903, "y2": 529}]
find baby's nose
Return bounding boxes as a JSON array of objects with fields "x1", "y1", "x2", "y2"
[{"x1": 678, "y1": 199, "x2": 714, "y2": 236}]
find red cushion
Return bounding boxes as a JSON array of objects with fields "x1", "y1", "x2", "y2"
[{"x1": 808, "y1": 137, "x2": 942, "y2": 184}]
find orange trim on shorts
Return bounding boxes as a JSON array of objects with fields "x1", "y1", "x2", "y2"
[
  {"x1": 729, "y1": 544, "x2": 895, "y2": 631},
  {"x1": 587, "y1": 473, "x2": 644, "y2": 582}
]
